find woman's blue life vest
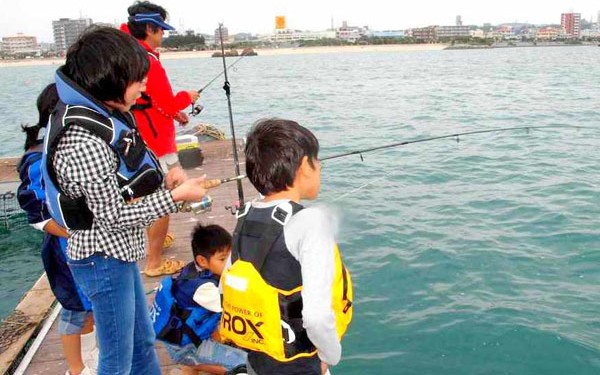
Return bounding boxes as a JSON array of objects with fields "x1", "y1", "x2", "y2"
[
  {"x1": 42, "y1": 68, "x2": 163, "y2": 230},
  {"x1": 150, "y1": 262, "x2": 222, "y2": 347},
  {"x1": 17, "y1": 151, "x2": 92, "y2": 312}
]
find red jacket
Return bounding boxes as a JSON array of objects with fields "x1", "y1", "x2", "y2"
[{"x1": 121, "y1": 25, "x2": 192, "y2": 157}]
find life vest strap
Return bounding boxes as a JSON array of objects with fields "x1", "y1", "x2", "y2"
[
  {"x1": 63, "y1": 105, "x2": 114, "y2": 143},
  {"x1": 156, "y1": 302, "x2": 203, "y2": 347},
  {"x1": 131, "y1": 92, "x2": 152, "y2": 111},
  {"x1": 232, "y1": 201, "x2": 303, "y2": 272}
]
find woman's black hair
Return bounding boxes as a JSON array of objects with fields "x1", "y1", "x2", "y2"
[
  {"x1": 22, "y1": 83, "x2": 59, "y2": 151},
  {"x1": 63, "y1": 26, "x2": 148, "y2": 104},
  {"x1": 245, "y1": 118, "x2": 319, "y2": 195},
  {"x1": 127, "y1": 1, "x2": 169, "y2": 40}
]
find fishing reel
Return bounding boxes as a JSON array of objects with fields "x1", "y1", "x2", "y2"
[
  {"x1": 225, "y1": 200, "x2": 242, "y2": 215},
  {"x1": 178, "y1": 195, "x2": 213, "y2": 215},
  {"x1": 176, "y1": 175, "x2": 246, "y2": 215},
  {"x1": 189, "y1": 103, "x2": 204, "y2": 117}
]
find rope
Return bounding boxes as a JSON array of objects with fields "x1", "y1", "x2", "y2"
[{"x1": 192, "y1": 123, "x2": 226, "y2": 141}]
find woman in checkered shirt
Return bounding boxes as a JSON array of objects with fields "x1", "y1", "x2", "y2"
[{"x1": 42, "y1": 27, "x2": 212, "y2": 375}]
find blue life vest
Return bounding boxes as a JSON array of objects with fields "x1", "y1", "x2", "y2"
[
  {"x1": 17, "y1": 151, "x2": 92, "y2": 312},
  {"x1": 42, "y1": 68, "x2": 163, "y2": 230},
  {"x1": 150, "y1": 262, "x2": 221, "y2": 347},
  {"x1": 17, "y1": 151, "x2": 47, "y2": 225}
]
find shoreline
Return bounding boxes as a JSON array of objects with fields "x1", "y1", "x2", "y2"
[
  {"x1": 0, "y1": 44, "x2": 447, "y2": 68},
  {"x1": 1, "y1": 42, "x2": 595, "y2": 68}
]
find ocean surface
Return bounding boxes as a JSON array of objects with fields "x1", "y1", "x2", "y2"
[{"x1": 1, "y1": 46, "x2": 599, "y2": 374}]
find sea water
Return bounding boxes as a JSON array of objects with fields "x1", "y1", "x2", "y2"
[{"x1": 1, "y1": 46, "x2": 599, "y2": 374}]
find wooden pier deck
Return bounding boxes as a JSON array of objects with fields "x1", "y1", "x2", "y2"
[{"x1": 0, "y1": 140, "x2": 256, "y2": 374}]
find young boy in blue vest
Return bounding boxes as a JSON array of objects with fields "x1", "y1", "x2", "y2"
[
  {"x1": 151, "y1": 223, "x2": 247, "y2": 375},
  {"x1": 220, "y1": 118, "x2": 353, "y2": 375}
]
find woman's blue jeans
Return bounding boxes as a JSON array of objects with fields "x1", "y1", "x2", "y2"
[{"x1": 68, "y1": 253, "x2": 161, "y2": 375}]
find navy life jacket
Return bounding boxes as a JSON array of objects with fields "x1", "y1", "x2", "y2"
[
  {"x1": 150, "y1": 262, "x2": 222, "y2": 347},
  {"x1": 42, "y1": 68, "x2": 163, "y2": 230}
]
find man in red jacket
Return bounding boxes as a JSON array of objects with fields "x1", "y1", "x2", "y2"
[{"x1": 123, "y1": 1, "x2": 200, "y2": 275}]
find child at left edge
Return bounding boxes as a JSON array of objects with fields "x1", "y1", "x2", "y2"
[{"x1": 151, "y1": 223, "x2": 247, "y2": 375}]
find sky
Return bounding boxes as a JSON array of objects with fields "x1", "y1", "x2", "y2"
[{"x1": 2, "y1": 0, "x2": 599, "y2": 43}]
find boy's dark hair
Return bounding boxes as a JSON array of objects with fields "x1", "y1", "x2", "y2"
[
  {"x1": 37, "y1": 83, "x2": 59, "y2": 128},
  {"x1": 127, "y1": 1, "x2": 168, "y2": 40},
  {"x1": 21, "y1": 124, "x2": 41, "y2": 151},
  {"x1": 245, "y1": 118, "x2": 319, "y2": 195},
  {"x1": 22, "y1": 83, "x2": 59, "y2": 151},
  {"x1": 191, "y1": 223, "x2": 232, "y2": 259},
  {"x1": 63, "y1": 26, "x2": 149, "y2": 104}
]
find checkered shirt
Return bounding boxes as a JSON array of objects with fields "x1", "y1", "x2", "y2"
[{"x1": 52, "y1": 125, "x2": 177, "y2": 262}]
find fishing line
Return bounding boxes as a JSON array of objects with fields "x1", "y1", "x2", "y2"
[
  {"x1": 189, "y1": 55, "x2": 247, "y2": 116},
  {"x1": 327, "y1": 152, "x2": 460, "y2": 201},
  {"x1": 197, "y1": 55, "x2": 246, "y2": 94},
  {"x1": 321, "y1": 125, "x2": 592, "y2": 162},
  {"x1": 332, "y1": 170, "x2": 396, "y2": 202}
]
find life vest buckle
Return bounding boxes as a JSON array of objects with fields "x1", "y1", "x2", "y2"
[
  {"x1": 271, "y1": 201, "x2": 293, "y2": 226},
  {"x1": 235, "y1": 202, "x2": 251, "y2": 218},
  {"x1": 343, "y1": 300, "x2": 353, "y2": 314}
]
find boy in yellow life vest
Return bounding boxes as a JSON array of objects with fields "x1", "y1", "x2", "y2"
[{"x1": 220, "y1": 118, "x2": 353, "y2": 375}]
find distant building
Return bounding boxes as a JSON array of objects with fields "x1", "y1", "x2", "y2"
[
  {"x1": 233, "y1": 33, "x2": 257, "y2": 42},
  {"x1": 94, "y1": 22, "x2": 117, "y2": 29},
  {"x1": 470, "y1": 29, "x2": 486, "y2": 38},
  {"x1": 337, "y1": 21, "x2": 368, "y2": 42},
  {"x1": 411, "y1": 26, "x2": 437, "y2": 41},
  {"x1": 436, "y1": 25, "x2": 470, "y2": 39},
  {"x1": 522, "y1": 26, "x2": 538, "y2": 39},
  {"x1": 214, "y1": 25, "x2": 229, "y2": 44},
  {"x1": 581, "y1": 28, "x2": 600, "y2": 38},
  {"x1": 371, "y1": 30, "x2": 405, "y2": 38},
  {"x1": 53, "y1": 18, "x2": 93, "y2": 55},
  {"x1": 537, "y1": 26, "x2": 561, "y2": 40},
  {"x1": 39, "y1": 42, "x2": 56, "y2": 54},
  {"x1": 494, "y1": 25, "x2": 516, "y2": 39},
  {"x1": 270, "y1": 29, "x2": 336, "y2": 43},
  {"x1": 561, "y1": 13, "x2": 581, "y2": 38},
  {"x1": 2, "y1": 33, "x2": 38, "y2": 55},
  {"x1": 456, "y1": 15, "x2": 463, "y2": 27}
]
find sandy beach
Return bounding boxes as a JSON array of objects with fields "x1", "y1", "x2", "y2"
[{"x1": 0, "y1": 44, "x2": 447, "y2": 68}]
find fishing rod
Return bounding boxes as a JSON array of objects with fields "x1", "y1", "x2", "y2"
[
  {"x1": 321, "y1": 125, "x2": 592, "y2": 162},
  {"x1": 189, "y1": 55, "x2": 247, "y2": 117},
  {"x1": 218, "y1": 23, "x2": 245, "y2": 212},
  {"x1": 177, "y1": 175, "x2": 247, "y2": 215},
  {"x1": 323, "y1": 125, "x2": 595, "y2": 201}
]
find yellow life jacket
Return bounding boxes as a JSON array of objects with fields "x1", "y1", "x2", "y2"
[{"x1": 220, "y1": 201, "x2": 353, "y2": 362}]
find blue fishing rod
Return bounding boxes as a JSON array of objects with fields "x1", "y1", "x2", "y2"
[
  {"x1": 321, "y1": 125, "x2": 592, "y2": 162},
  {"x1": 217, "y1": 23, "x2": 245, "y2": 211}
]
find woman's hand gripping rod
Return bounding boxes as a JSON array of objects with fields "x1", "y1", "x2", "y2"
[{"x1": 178, "y1": 175, "x2": 246, "y2": 214}]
